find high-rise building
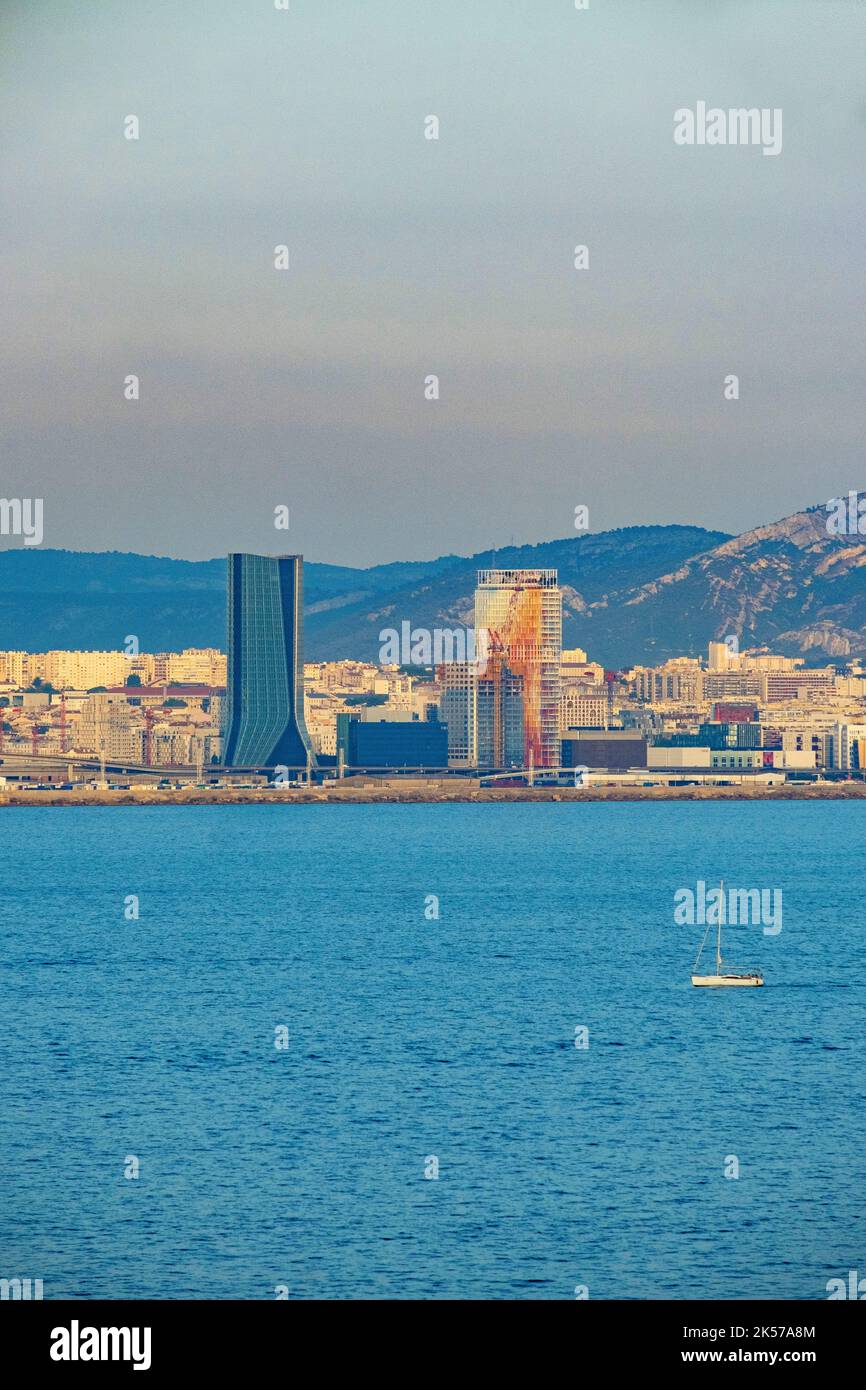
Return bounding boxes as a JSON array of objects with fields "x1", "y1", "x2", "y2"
[
  {"x1": 436, "y1": 658, "x2": 525, "y2": 770},
  {"x1": 437, "y1": 661, "x2": 477, "y2": 767},
  {"x1": 830, "y1": 722, "x2": 866, "y2": 771},
  {"x1": 0, "y1": 651, "x2": 31, "y2": 686},
  {"x1": 474, "y1": 569, "x2": 561, "y2": 768},
  {"x1": 708, "y1": 640, "x2": 736, "y2": 671},
  {"x1": 78, "y1": 691, "x2": 144, "y2": 761},
  {"x1": 477, "y1": 661, "x2": 524, "y2": 770},
  {"x1": 223, "y1": 554, "x2": 316, "y2": 769}
]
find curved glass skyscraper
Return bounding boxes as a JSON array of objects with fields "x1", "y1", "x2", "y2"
[{"x1": 223, "y1": 553, "x2": 316, "y2": 770}]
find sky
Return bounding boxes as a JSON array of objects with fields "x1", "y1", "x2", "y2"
[{"x1": 1, "y1": 0, "x2": 864, "y2": 566}]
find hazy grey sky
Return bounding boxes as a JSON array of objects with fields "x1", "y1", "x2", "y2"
[{"x1": 2, "y1": 0, "x2": 864, "y2": 565}]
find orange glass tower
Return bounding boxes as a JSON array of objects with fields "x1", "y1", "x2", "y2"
[{"x1": 474, "y1": 569, "x2": 562, "y2": 769}]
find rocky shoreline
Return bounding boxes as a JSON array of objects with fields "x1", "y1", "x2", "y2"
[{"x1": 2, "y1": 783, "x2": 865, "y2": 807}]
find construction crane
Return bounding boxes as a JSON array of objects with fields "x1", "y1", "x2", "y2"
[
  {"x1": 604, "y1": 670, "x2": 619, "y2": 728},
  {"x1": 485, "y1": 629, "x2": 507, "y2": 769},
  {"x1": 59, "y1": 690, "x2": 69, "y2": 754},
  {"x1": 143, "y1": 707, "x2": 155, "y2": 767},
  {"x1": 489, "y1": 581, "x2": 526, "y2": 767}
]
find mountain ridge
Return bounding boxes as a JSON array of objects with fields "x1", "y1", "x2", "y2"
[{"x1": 2, "y1": 504, "x2": 864, "y2": 667}]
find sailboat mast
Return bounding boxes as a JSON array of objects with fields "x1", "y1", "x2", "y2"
[{"x1": 716, "y1": 880, "x2": 723, "y2": 973}]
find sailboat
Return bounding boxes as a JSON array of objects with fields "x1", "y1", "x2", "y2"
[{"x1": 691, "y1": 882, "x2": 764, "y2": 987}]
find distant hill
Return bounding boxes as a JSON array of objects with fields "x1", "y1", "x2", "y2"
[
  {"x1": 299, "y1": 527, "x2": 729, "y2": 666},
  {"x1": 576, "y1": 505, "x2": 866, "y2": 667},
  {"x1": 1, "y1": 503, "x2": 864, "y2": 667}
]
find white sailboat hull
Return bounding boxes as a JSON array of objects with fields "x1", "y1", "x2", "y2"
[
  {"x1": 691, "y1": 973, "x2": 764, "y2": 988},
  {"x1": 690, "y1": 884, "x2": 765, "y2": 988}
]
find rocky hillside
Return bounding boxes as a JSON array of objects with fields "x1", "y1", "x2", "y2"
[
  {"x1": 1, "y1": 502, "x2": 864, "y2": 667},
  {"x1": 569, "y1": 506, "x2": 866, "y2": 667}
]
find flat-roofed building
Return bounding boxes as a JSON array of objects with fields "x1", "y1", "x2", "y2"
[
  {"x1": 347, "y1": 717, "x2": 449, "y2": 770},
  {"x1": 647, "y1": 745, "x2": 711, "y2": 770},
  {"x1": 437, "y1": 661, "x2": 477, "y2": 768},
  {"x1": 763, "y1": 669, "x2": 834, "y2": 702},
  {"x1": 561, "y1": 729, "x2": 647, "y2": 770},
  {"x1": 830, "y1": 722, "x2": 866, "y2": 770},
  {"x1": 630, "y1": 659, "x2": 703, "y2": 705}
]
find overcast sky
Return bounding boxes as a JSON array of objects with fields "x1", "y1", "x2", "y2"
[{"x1": 1, "y1": 0, "x2": 864, "y2": 566}]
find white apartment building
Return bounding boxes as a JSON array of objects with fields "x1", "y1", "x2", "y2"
[
  {"x1": 0, "y1": 649, "x2": 227, "y2": 693},
  {"x1": 150, "y1": 725, "x2": 217, "y2": 767},
  {"x1": 830, "y1": 722, "x2": 866, "y2": 771},
  {"x1": 41, "y1": 651, "x2": 140, "y2": 689},
  {"x1": 304, "y1": 693, "x2": 350, "y2": 757},
  {"x1": 560, "y1": 689, "x2": 607, "y2": 730},
  {"x1": 762, "y1": 669, "x2": 835, "y2": 702},
  {"x1": 835, "y1": 676, "x2": 866, "y2": 698},
  {"x1": 77, "y1": 693, "x2": 144, "y2": 760},
  {"x1": 304, "y1": 661, "x2": 384, "y2": 695},
  {"x1": 630, "y1": 659, "x2": 703, "y2": 705},
  {"x1": 0, "y1": 651, "x2": 32, "y2": 685},
  {"x1": 701, "y1": 671, "x2": 764, "y2": 700},
  {"x1": 154, "y1": 649, "x2": 226, "y2": 686},
  {"x1": 707, "y1": 641, "x2": 736, "y2": 671}
]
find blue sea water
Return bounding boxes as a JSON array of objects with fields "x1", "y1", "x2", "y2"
[{"x1": 1, "y1": 802, "x2": 864, "y2": 1301}]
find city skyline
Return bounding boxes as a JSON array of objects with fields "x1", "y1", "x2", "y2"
[
  {"x1": 4, "y1": 612, "x2": 865, "y2": 782},
  {"x1": 5, "y1": 1, "x2": 866, "y2": 1329}
]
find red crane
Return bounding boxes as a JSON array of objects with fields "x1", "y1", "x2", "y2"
[
  {"x1": 59, "y1": 690, "x2": 69, "y2": 754},
  {"x1": 604, "y1": 670, "x2": 619, "y2": 725},
  {"x1": 143, "y1": 707, "x2": 155, "y2": 766}
]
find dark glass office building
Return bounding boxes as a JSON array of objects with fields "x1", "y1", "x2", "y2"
[
  {"x1": 698, "y1": 721, "x2": 763, "y2": 750},
  {"x1": 561, "y1": 731, "x2": 647, "y2": 770},
  {"x1": 348, "y1": 718, "x2": 448, "y2": 770},
  {"x1": 223, "y1": 553, "x2": 316, "y2": 769}
]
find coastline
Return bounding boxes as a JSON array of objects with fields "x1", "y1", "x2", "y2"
[{"x1": 2, "y1": 783, "x2": 865, "y2": 806}]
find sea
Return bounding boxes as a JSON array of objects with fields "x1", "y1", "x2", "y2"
[{"x1": 1, "y1": 802, "x2": 863, "y2": 1300}]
